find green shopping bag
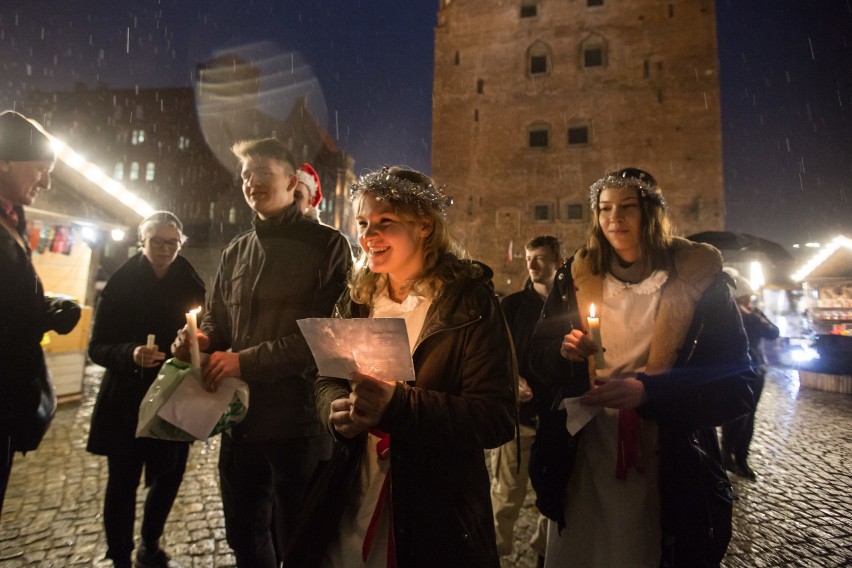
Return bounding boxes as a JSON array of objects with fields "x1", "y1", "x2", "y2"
[{"x1": 136, "y1": 357, "x2": 249, "y2": 441}]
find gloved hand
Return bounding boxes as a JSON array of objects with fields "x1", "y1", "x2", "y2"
[{"x1": 46, "y1": 297, "x2": 81, "y2": 334}]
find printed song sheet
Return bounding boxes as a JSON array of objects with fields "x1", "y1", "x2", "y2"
[{"x1": 297, "y1": 318, "x2": 415, "y2": 382}]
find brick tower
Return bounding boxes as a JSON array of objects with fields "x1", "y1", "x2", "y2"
[{"x1": 432, "y1": 0, "x2": 724, "y2": 293}]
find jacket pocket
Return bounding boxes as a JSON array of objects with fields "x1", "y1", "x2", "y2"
[{"x1": 226, "y1": 264, "x2": 249, "y2": 307}]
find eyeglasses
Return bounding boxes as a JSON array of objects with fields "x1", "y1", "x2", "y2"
[{"x1": 148, "y1": 237, "x2": 181, "y2": 249}]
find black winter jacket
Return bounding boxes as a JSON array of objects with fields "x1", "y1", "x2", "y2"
[
  {"x1": 201, "y1": 204, "x2": 352, "y2": 441},
  {"x1": 529, "y1": 238, "x2": 756, "y2": 568},
  {"x1": 87, "y1": 253, "x2": 205, "y2": 455},
  {"x1": 1, "y1": 208, "x2": 80, "y2": 452},
  {"x1": 501, "y1": 281, "x2": 544, "y2": 426}
]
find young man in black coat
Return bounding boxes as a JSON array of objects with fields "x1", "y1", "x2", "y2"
[
  {"x1": 490, "y1": 235, "x2": 561, "y2": 561},
  {"x1": 172, "y1": 138, "x2": 352, "y2": 567}
]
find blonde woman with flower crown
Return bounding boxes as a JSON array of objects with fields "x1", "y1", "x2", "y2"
[{"x1": 286, "y1": 166, "x2": 516, "y2": 568}]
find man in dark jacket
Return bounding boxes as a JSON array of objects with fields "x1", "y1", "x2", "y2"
[
  {"x1": 0, "y1": 110, "x2": 80, "y2": 517},
  {"x1": 491, "y1": 235, "x2": 560, "y2": 560},
  {"x1": 173, "y1": 138, "x2": 352, "y2": 567}
]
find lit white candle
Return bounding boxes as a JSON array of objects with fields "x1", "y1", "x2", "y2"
[
  {"x1": 587, "y1": 303, "x2": 605, "y2": 370},
  {"x1": 185, "y1": 307, "x2": 202, "y2": 370},
  {"x1": 146, "y1": 334, "x2": 156, "y2": 350}
]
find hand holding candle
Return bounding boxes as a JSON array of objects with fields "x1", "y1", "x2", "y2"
[
  {"x1": 587, "y1": 303, "x2": 605, "y2": 370},
  {"x1": 133, "y1": 334, "x2": 163, "y2": 367},
  {"x1": 185, "y1": 307, "x2": 202, "y2": 370}
]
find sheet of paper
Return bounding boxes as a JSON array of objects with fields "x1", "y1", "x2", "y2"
[
  {"x1": 558, "y1": 397, "x2": 602, "y2": 436},
  {"x1": 157, "y1": 371, "x2": 242, "y2": 440},
  {"x1": 297, "y1": 317, "x2": 415, "y2": 382}
]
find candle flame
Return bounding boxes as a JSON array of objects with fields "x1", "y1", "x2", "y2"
[
  {"x1": 189, "y1": 306, "x2": 201, "y2": 315},
  {"x1": 589, "y1": 303, "x2": 596, "y2": 318}
]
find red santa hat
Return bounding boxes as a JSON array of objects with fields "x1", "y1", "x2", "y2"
[{"x1": 296, "y1": 163, "x2": 322, "y2": 208}]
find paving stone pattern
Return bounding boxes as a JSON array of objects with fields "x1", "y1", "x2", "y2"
[{"x1": 0, "y1": 367, "x2": 849, "y2": 567}]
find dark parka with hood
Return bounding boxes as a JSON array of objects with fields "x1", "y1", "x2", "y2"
[
  {"x1": 529, "y1": 238, "x2": 756, "y2": 568},
  {"x1": 288, "y1": 260, "x2": 517, "y2": 567}
]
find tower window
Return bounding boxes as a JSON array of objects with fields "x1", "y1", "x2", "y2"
[
  {"x1": 129, "y1": 162, "x2": 140, "y2": 181},
  {"x1": 476, "y1": 79, "x2": 484, "y2": 94},
  {"x1": 584, "y1": 47, "x2": 604, "y2": 68},
  {"x1": 564, "y1": 203, "x2": 585, "y2": 221},
  {"x1": 527, "y1": 41, "x2": 552, "y2": 77},
  {"x1": 529, "y1": 127, "x2": 549, "y2": 148},
  {"x1": 568, "y1": 125, "x2": 590, "y2": 145},
  {"x1": 145, "y1": 162, "x2": 156, "y2": 182},
  {"x1": 520, "y1": 4, "x2": 538, "y2": 18},
  {"x1": 532, "y1": 203, "x2": 554, "y2": 222},
  {"x1": 113, "y1": 162, "x2": 124, "y2": 180},
  {"x1": 530, "y1": 55, "x2": 548, "y2": 75},
  {"x1": 587, "y1": 0, "x2": 604, "y2": 6}
]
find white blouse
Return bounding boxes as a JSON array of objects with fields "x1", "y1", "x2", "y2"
[
  {"x1": 322, "y1": 287, "x2": 433, "y2": 568},
  {"x1": 546, "y1": 270, "x2": 668, "y2": 568}
]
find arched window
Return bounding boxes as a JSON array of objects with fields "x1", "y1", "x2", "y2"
[
  {"x1": 581, "y1": 34, "x2": 607, "y2": 69},
  {"x1": 526, "y1": 41, "x2": 552, "y2": 77},
  {"x1": 145, "y1": 162, "x2": 156, "y2": 181}
]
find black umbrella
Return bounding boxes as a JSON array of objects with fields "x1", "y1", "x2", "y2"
[
  {"x1": 687, "y1": 231, "x2": 793, "y2": 263},
  {"x1": 687, "y1": 231, "x2": 796, "y2": 288}
]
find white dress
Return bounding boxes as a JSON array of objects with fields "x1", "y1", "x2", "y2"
[
  {"x1": 322, "y1": 289, "x2": 432, "y2": 568},
  {"x1": 545, "y1": 270, "x2": 668, "y2": 568}
]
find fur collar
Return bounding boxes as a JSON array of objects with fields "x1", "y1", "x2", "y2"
[{"x1": 571, "y1": 237, "x2": 722, "y2": 375}]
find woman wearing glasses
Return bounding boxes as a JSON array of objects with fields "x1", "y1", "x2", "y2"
[{"x1": 87, "y1": 211, "x2": 205, "y2": 568}]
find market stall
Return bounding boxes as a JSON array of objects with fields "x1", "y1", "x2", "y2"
[{"x1": 792, "y1": 236, "x2": 852, "y2": 393}]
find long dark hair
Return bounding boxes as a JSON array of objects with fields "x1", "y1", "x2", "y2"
[{"x1": 584, "y1": 168, "x2": 673, "y2": 275}]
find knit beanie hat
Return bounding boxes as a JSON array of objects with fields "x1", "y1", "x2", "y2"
[
  {"x1": 0, "y1": 110, "x2": 55, "y2": 162},
  {"x1": 296, "y1": 162, "x2": 322, "y2": 207}
]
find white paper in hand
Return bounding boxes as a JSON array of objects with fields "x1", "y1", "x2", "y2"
[
  {"x1": 297, "y1": 318, "x2": 415, "y2": 382},
  {"x1": 558, "y1": 397, "x2": 602, "y2": 436},
  {"x1": 156, "y1": 369, "x2": 244, "y2": 440}
]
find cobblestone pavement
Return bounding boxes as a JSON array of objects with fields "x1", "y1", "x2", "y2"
[{"x1": 0, "y1": 366, "x2": 849, "y2": 567}]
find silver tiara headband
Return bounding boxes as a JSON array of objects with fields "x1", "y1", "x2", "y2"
[
  {"x1": 349, "y1": 167, "x2": 453, "y2": 217},
  {"x1": 588, "y1": 170, "x2": 667, "y2": 210}
]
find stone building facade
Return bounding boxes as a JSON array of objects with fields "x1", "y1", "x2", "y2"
[
  {"x1": 432, "y1": 0, "x2": 724, "y2": 294},
  {"x1": 23, "y1": 55, "x2": 357, "y2": 284}
]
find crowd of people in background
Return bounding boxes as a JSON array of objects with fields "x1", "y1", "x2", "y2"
[{"x1": 1, "y1": 111, "x2": 766, "y2": 568}]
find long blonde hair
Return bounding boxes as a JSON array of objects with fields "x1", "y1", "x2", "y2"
[{"x1": 348, "y1": 167, "x2": 473, "y2": 305}]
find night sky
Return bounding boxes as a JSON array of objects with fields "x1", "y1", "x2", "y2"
[{"x1": 1, "y1": 0, "x2": 850, "y2": 247}]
